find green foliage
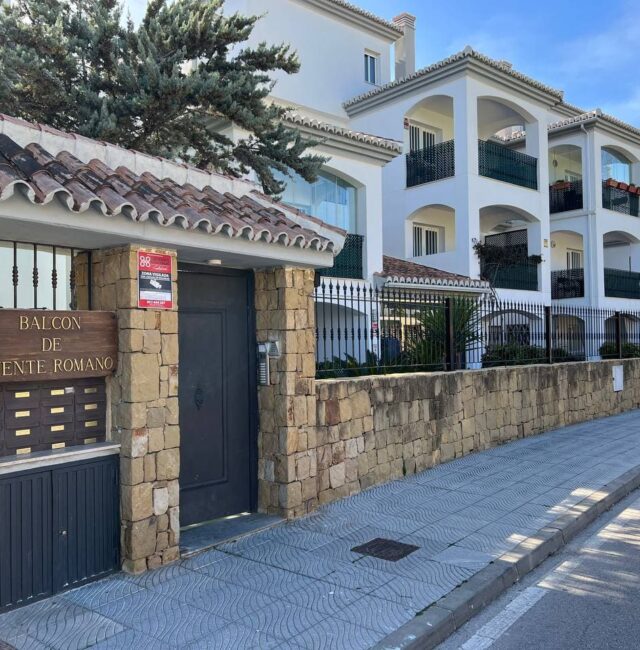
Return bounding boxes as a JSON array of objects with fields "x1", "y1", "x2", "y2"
[
  {"x1": 599, "y1": 342, "x2": 640, "y2": 359},
  {"x1": 482, "y1": 344, "x2": 574, "y2": 367},
  {"x1": 402, "y1": 298, "x2": 482, "y2": 368},
  {"x1": 0, "y1": 0, "x2": 326, "y2": 194}
]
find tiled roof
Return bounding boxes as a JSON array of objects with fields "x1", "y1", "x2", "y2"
[
  {"x1": 379, "y1": 256, "x2": 490, "y2": 290},
  {"x1": 497, "y1": 109, "x2": 640, "y2": 143},
  {"x1": 284, "y1": 112, "x2": 402, "y2": 153},
  {"x1": 316, "y1": 0, "x2": 403, "y2": 35},
  {"x1": 344, "y1": 46, "x2": 564, "y2": 109},
  {"x1": 0, "y1": 114, "x2": 344, "y2": 253}
]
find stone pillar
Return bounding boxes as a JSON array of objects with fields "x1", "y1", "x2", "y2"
[
  {"x1": 255, "y1": 268, "x2": 317, "y2": 519},
  {"x1": 89, "y1": 245, "x2": 180, "y2": 573}
]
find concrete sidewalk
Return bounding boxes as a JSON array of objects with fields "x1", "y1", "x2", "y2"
[{"x1": 2, "y1": 410, "x2": 640, "y2": 650}]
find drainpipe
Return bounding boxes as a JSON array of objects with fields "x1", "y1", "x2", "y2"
[{"x1": 393, "y1": 13, "x2": 416, "y2": 80}]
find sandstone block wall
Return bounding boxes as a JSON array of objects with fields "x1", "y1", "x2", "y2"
[
  {"x1": 80, "y1": 245, "x2": 180, "y2": 572},
  {"x1": 255, "y1": 267, "x2": 317, "y2": 519},
  {"x1": 305, "y1": 361, "x2": 640, "y2": 510}
]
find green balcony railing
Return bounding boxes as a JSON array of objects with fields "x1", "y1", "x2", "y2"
[
  {"x1": 317, "y1": 233, "x2": 364, "y2": 280},
  {"x1": 481, "y1": 258, "x2": 539, "y2": 291},
  {"x1": 478, "y1": 140, "x2": 538, "y2": 190},
  {"x1": 406, "y1": 140, "x2": 455, "y2": 187},
  {"x1": 604, "y1": 267, "x2": 640, "y2": 299},
  {"x1": 552, "y1": 268, "x2": 585, "y2": 299},
  {"x1": 549, "y1": 181, "x2": 583, "y2": 213},
  {"x1": 602, "y1": 181, "x2": 640, "y2": 217}
]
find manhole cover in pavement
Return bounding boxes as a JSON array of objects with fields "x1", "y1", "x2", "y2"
[{"x1": 351, "y1": 538, "x2": 419, "y2": 561}]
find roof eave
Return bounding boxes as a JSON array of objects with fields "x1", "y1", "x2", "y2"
[
  {"x1": 302, "y1": 0, "x2": 403, "y2": 41},
  {"x1": 344, "y1": 55, "x2": 564, "y2": 117}
]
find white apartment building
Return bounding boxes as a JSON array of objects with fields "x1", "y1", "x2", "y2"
[{"x1": 225, "y1": 0, "x2": 640, "y2": 313}]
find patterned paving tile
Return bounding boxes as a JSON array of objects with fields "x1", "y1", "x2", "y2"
[
  {"x1": 456, "y1": 531, "x2": 526, "y2": 557},
  {"x1": 122, "y1": 562, "x2": 195, "y2": 589},
  {"x1": 290, "y1": 618, "x2": 384, "y2": 650},
  {"x1": 240, "y1": 542, "x2": 343, "y2": 578},
  {"x1": 334, "y1": 594, "x2": 416, "y2": 633},
  {"x1": 0, "y1": 634, "x2": 49, "y2": 650},
  {"x1": 180, "y1": 549, "x2": 232, "y2": 570},
  {"x1": 249, "y1": 600, "x2": 326, "y2": 641},
  {"x1": 95, "y1": 590, "x2": 228, "y2": 645},
  {"x1": 431, "y1": 545, "x2": 495, "y2": 570},
  {"x1": 281, "y1": 581, "x2": 362, "y2": 616},
  {"x1": 370, "y1": 575, "x2": 449, "y2": 611},
  {"x1": 62, "y1": 574, "x2": 146, "y2": 608},
  {"x1": 321, "y1": 562, "x2": 395, "y2": 593},
  {"x1": 91, "y1": 629, "x2": 173, "y2": 649},
  {"x1": 356, "y1": 554, "x2": 474, "y2": 587},
  {"x1": 184, "y1": 622, "x2": 297, "y2": 649},
  {"x1": 219, "y1": 561, "x2": 315, "y2": 599},
  {"x1": 0, "y1": 598, "x2": 123, "y2": 650},
  {"x1": 406, "y1": 524, "x2": 468, "y2": 545}
]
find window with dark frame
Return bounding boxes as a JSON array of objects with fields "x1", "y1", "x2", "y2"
[
  {"x1": 364, "y1": 52, "x2": 378, "y2": 84},
  {"x1": 413, "y1": 224, "x2": 439, "y2": 257}
]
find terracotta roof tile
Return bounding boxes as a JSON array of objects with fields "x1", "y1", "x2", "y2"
[
  {"x1": 379, "y1": 256, "x2": 490, "y2": 291},
  {"x1": 0, "y1": 116, "x2": 342, "y2": 254}
]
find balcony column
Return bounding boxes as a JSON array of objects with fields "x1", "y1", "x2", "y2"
[
  {"x1": 453, "y1": 82, "x2": 480, "y2": 278},
  {"x1": 585, "y1": 223, "x2": 605, "y2": 304}
]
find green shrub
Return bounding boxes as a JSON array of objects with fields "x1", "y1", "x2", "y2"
[
  {"x1": 599, "y1": 342, "x2": 640, "y2": 359},
  {"x1": 482, "y1": 344, "x2": 573, "y2": 367}
]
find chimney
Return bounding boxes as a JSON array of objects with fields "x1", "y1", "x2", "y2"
[{"x1": 393, "y1": 13, "x2": 416, "y2": 79}]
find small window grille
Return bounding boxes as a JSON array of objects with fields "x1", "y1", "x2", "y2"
[
  {"x1": 413, "y1": 225, "x2": 439, "y2": 257},
  {"x1": 409, "y1": 124, "x2": 436, "y2": 152}
]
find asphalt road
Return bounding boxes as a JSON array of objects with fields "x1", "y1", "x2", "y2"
[{"x1": 439, "y1": 489, "x2": 640, "y2": 650}]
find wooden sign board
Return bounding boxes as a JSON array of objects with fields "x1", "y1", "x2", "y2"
[{"x1": 0, "y1": 311, "x2": 117, "y2": 383}]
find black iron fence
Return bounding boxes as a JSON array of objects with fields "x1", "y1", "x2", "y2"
[
  {"x1": 478, "y1": 140, "x2": 538, "y2": 190},
  {"x1": 549, "y1": 180, "x2": 583, "y2": 213},
  {"x1": 602, "y1": 181, "x2": 640, "y2": 217},
  {"x1": 406, "y1": 140, "x2": 455, "y2": 187},
  {"x1": 552, "y1": 268, "x2": 585, "y2": 299},
  {"x1": 317, "y1": 234, "x2": 364, "y2": 280},
  {"x1": 0, "y1": 239, "x2": 87, "y2": 310},
  {"x1": 315, "y1": 278, "x2": 640, "y2": 378}
]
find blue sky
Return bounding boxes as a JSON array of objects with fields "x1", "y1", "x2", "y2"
[
  {"x1": 361, "y1": 0, "x2": 640, "y2": 126},
  {"x1": 126, "y1": 0, "x2": 640, "y2": 126}
]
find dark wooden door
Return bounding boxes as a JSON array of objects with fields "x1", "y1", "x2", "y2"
[{"x1": 178, "y1": 265, "x2": 256, "y2": 527}]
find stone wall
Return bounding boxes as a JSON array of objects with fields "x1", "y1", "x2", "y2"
[
  {"x1": 255, "y1": 268, "x2": 318, "y2": 519},
  {"x1": 305, "y1": 361, "x2": 640, "y2": 509},
  {"x1": 81, "y1": 245, "x2": 180, "y2": 573}
]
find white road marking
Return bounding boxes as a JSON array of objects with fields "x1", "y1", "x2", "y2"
[
  {"x1": 460, "y1": 587, "x2": 547, "y2": 650},
  {"x1": 456, "y1": 500, "x2": 636, "y2": 649}
]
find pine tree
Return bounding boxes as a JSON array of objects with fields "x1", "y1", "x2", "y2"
[{"x1": 0, "y1": 0, "x2": 326, "y2": 194}]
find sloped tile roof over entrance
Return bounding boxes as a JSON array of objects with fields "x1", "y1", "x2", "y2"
[
  {"x1": 0, "y1": 115, "x2": 344, "y2": 254},
  {"x1": 379, "y1": 256, "x2": 489, "y2": 291}
]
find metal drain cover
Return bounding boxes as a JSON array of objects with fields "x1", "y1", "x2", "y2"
[{"x1": 351, "y1": 537, "x2": 419, "y2": 561}]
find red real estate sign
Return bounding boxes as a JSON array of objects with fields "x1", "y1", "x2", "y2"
[{"x1": 137, "y1": 251, "x2": 173, "y2": 309}]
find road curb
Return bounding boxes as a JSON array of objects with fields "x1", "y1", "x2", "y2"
[{"x1": 375, "y1": 464, "x2": 640, "y2": 650}]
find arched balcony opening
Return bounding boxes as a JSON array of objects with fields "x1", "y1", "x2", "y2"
[
  {"x1": 601, "y1": 146, "x2": 640, "y2": 217},
  {"x1": 550, "y1": 230, "x2": 585, "y2": 299},
  {"x1": 478, "y1": 206, "x2": 540, "y2": 291},
  {"x1": 477, "y1": 97, "x2": 538, "y2": 190},
  {"x1": 603, "y1": 231, "x2": 640, "y2": 300},
  {"x1": 549, "y1": 145, "x2": 583, "y2": 213},
  {"x1": 404, "y1": 95, "x2": 454, "y2": 187},
  {"x1": 406, "y1": 205, "x2": 456, "y2": 269}
]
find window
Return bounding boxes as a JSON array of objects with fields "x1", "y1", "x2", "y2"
[
  {"x1": 273, "y1": 169, "x2": 357, "y2": 232},
  {"x1": 364, "y1": 52, "x2": 378, "y2": 84},
  {"x1": 409, "y1": 123, "x2": 437, "y2": 153},
  {"x1": 567, "y1": 249, "x2": 583, "y2": 270},
  {"x1": 602, "y1": 148, "x2": 632, "y2": 184},
  {"x1": 413, "y1": 224, "x2": 439, "y2": 257}
]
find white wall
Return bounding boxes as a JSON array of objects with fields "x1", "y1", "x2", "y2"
[{"x1": 225, "y1": 0, "x2": 394, "y2": 119}]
